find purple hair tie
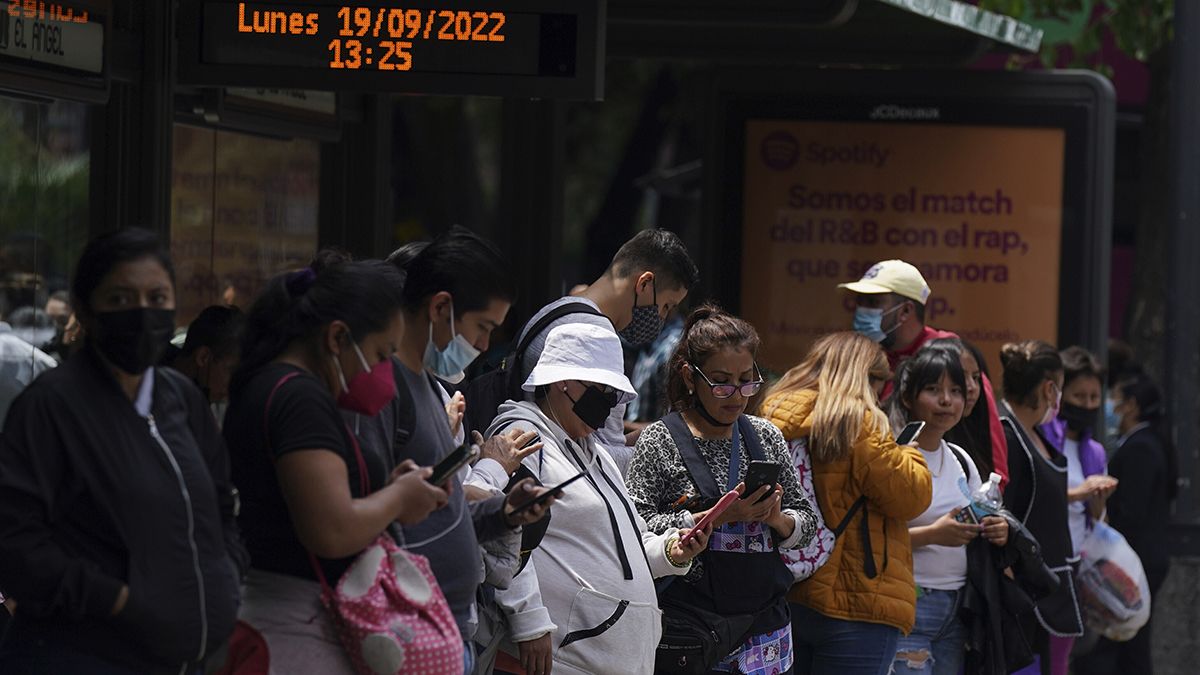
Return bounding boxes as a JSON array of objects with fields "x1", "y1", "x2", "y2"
[{"x1": 285, "y1": 267, "x2": 317, "y2": 297}]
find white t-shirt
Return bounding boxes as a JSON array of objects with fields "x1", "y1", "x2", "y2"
[
  {"x1": 1063, "y1": 438, "x2": 1089, "y2": 554},
  {"x1": 909, "y1": 440, "x2": 982, "y2": 590}
]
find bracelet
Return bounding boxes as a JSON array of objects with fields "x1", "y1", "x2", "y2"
[{"x1": 664, "y1": 535, "x2": 690, "y2": 569}]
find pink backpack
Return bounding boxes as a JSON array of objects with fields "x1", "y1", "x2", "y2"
[
  {"x1": 266, "y1": 372, "x2": 464, "y2": 675},
  {"x1": 779, "y1": 437, "x2": 836, "y2": 582}
]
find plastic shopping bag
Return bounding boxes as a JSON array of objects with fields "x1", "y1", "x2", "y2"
[{"x1": 1076, "y1": 521, "x2": 1151, "y2": 642}]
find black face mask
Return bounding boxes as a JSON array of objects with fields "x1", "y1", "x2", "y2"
[
  {"x1": 93, "y1": 308, "x2": 176, "y2": 375},
  {"x1": 618, "y1": 280, "x2": 663, "y2": 347},
  {"x1": 567, "y1": 384, "x2": 618, "y2": 432},
  {"x1": 1059, "y1": 401, "x2": 1099, "y2": 434}
]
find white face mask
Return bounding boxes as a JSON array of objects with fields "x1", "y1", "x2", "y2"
[
  {"x1": 422, "y1": 302, "x2": 481, "y2": 384},
  {"x1": 1040, "y1": 382, "x2": 1062, "y2": 426}
]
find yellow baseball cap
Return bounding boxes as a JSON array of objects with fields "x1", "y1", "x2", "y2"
[{"x1": 837, "y1": 260, "x2": 931, "y2": 305}]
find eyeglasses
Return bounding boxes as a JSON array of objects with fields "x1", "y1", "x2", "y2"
[{"x1": 690, "y1": 363, "x2": 764, "y2": 400}]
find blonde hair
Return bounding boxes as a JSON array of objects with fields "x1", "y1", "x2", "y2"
[{"x1": 763, "y1": 332, "x2": 891, "y2": 462}]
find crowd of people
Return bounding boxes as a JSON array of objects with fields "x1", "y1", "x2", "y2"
[{"x1": 0, "y1": 227, "x2": 1177, "y2": 675}]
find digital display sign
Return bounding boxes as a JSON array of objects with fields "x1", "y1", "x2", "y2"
[
  {"x1": 178, "y1": 0, "x2": 604, "y2": 100},
  {"x1": 0, "y1": 0, "x2": 108, "y2": 102}
]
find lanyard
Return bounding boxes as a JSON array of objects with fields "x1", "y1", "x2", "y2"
[{"x1": 726, "y1": 420, "x2": 742, "y2": 493}]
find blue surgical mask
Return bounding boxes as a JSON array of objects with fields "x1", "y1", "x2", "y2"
[
  {"x1": 1104, "y1": 396, "x2": 1121, "y2": 447},
  {"x1": 852, "y1": 304, "x2": 902, "y2": 343},
  {"x1": 422, "y1": 303, "x2": 481, "y2": 384}
]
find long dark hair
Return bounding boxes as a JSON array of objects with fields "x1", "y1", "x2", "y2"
[
  {"x1": 1120, "y1": 376, "x2": 1178, "y2": 501},
  {"x1": 887, "y1": 345, "x2": 967, "y2": 432},
  {"x1": 231, "y1": 260, "x2": 405, "y2": 393},
  {"x1": 929, "y1": 337, "x2": 995, "y2": 475},
  {"x1": 667, "y1": 305, "x2": 760, "y2": 413}
]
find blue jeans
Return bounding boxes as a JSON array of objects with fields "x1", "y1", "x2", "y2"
[
  {"x1": 791, "y1": 603, "x2": 900, "y2": 675},
  {"x1": 463, "y1": 640, "x2": 476, "y2": 673},
  {"x1": 890, "y1": 589, "x2": 966, "y2": 675}
]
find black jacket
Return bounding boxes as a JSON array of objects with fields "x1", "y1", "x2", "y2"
[
  {"x1": 960, "y1": 511, "x2": 1060, "y2": 675},
  {"x1": 999, "y1": 407, "x2": 1083, "y2": 638},
  {"x1": 0, "y1": 347, "x2": 246, "y2": 674},
  {"x1": 1107, "y1": 426, "x2": 1172, "y2": 577}
]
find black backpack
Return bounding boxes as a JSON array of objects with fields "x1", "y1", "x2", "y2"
[{"x1": 459, "y1": 301, "x2": 606, "y2": 437}]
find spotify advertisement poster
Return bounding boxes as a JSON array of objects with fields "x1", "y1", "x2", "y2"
[{"x1": 739, "y1": 119, "x2": 1066, "y2": 370}]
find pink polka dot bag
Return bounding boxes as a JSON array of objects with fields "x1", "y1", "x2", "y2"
[
  {"x1": 309, "y1": 533, "x2": 464, "y2": 675},
  {"x1": 266, "y1": 373, "x2": 464, "y2": 675}
]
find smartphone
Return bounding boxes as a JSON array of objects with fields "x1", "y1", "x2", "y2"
[
  {"x1": 680, "y1": 490, "x2": 740, "y2": 545},
  {"x1": 427, "y1": 442, "x2": 478, "y2": 485},
  {"x1": 953, "y1": 505, "x2": 979, "y2": 525},
  {"x1": 742, "y1": 460, "x2": 782, "y2": 504},
  {"x1": 895, "y1": 421, "x2": 927, "y2": 446},
  {"x1": 509, "y1": 471, "x2": 586, "y2": 515}
]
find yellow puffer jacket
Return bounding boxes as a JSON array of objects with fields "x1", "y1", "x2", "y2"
[{"x1": 764, "y1": 389, "x2": 932, "y2": 634}]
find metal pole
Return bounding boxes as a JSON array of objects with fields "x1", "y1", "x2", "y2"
[{"x1": 1167, "y1": 3, "x2": 1200, "y2": 523}]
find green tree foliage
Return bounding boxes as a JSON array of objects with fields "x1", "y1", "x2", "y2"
[
  {"x1": 982, "y1": 0, "x2": 1172, "y2": 71},
  {"x1": 986, "y1": 0, "x2": 1174, "y2": 379},
  {"x1": 0, "y1": 102, "x2": 90, "y2": 308}
]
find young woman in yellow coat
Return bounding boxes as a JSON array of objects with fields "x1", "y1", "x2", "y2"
[{"x1": 762, "y1": 332, "x2": 932, "y2": 675}]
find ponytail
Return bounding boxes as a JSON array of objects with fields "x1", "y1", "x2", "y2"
[{"x1": 231, "y1": 260, "x2": 405, "y2": 394}]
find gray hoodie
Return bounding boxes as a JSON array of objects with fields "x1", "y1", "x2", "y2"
[{"x1": 484, "y1": 401, "x2": 690, "y2": 675}]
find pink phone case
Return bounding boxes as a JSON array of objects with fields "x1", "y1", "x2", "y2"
[{"x1": 681, "y1": 490, "x2": 740, "y2": 545}]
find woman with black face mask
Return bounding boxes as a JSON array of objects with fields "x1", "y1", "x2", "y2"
[
  {"x1": 1074, "y1": 375, "x2": 1176, "y2": 675},
  {"x1": 1038, "y1": 347, "x2": 1117, "y2": 562},
  {"x1": 0, "y1": 229, "x2": 246, "y2": 675},
  {"x1": 486, "y1": 321, "x2": 711, "y2": 675}
]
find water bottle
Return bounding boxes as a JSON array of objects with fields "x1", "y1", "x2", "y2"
[{"x1": 970, "y1": 472, "x2": 1004, "y2": 521}]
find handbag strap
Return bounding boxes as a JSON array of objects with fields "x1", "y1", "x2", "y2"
[
  {"x1": 948, "y1": 444, "x2": 974, "y2": 481},
  {"x1": 737, "y1": 416, "x2": 768, "y2": 463},
  {"x1": 263, "y1": 369, "x2": 370, "y2": 591},
  {"x1": 829, "y1": 495, "x2": 876, "y2": 579},
  {"x1": 664, "y1": 412, "x2": 721, "y2": 499},
  {"x1": 663, "y1": 412, "x2": 768, "y2": 499}
]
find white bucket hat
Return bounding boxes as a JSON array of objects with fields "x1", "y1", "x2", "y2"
[{"x1": 523, "y1": 323, "x2": 637, "y2": 404}]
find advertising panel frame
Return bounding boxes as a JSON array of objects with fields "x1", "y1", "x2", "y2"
[{"x1": 706, "y1": 68, "x2": 1115, "y2": 369}]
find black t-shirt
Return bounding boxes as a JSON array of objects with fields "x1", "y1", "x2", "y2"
[{"x1": 224, "y1": 363, "x2": 389, "y2": 582}]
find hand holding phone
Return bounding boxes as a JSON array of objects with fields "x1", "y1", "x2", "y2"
[
  {"x1": 742, "y1": 461, "x2": 782, "y2": 504},
  {"x1": 508, "y1": 471, "x2": 586, "y2": 515},
  {"x1": 953, "y1": 504, "x2": 979, "y2": 525},
  {"x1": 427, "y1": 442, "x2": 479, "y2": 486},
  {"x1": 681, "y1": 490, "x2": 740, "y2": 545},
  {"x1": 473, "y1": 429, "x2": 543, "y2": 477},
  {"x1": 895, "y1": 421, "x2": 926, "y2": 446}
]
